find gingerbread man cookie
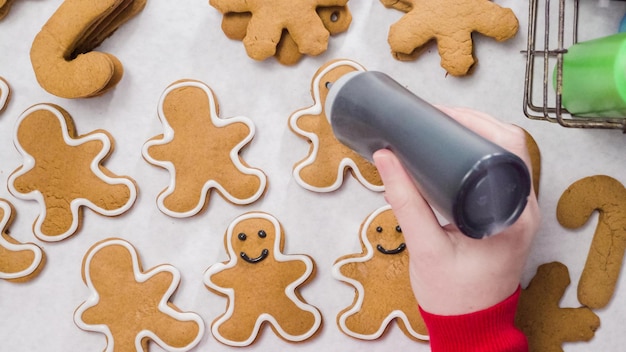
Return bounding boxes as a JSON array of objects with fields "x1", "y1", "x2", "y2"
[
  {"x1": 381, "y1": 0, "x2": 519, "y2": 76},
  {"x1": 0, "y1": 77, "x2": 10, "y2": 113},
  {"x1": 220, "y1": 6, "x2": 352, "y2": 65},
  {"x1": 333, "y1": 205, "x2": 428, "y2": 341},
  {"x1": 289, "y1": 59, "x2": 384, "y2": 192},
  {"x1": 557, "y1": 175, "x2": 626, "y2": 309},
  {"x1": 30, "y1": 0, "x2": 146, "y2": 98},
  {"x1": 204, "y1": 212, "x2": 322, "y2": 346},
  {"x1": 142, "y1": 80, "x2": 267, "y2": 218},
  {"x1": 209, "y1": 0, "x2": 348, "y2": 61},
  {"x1": 8, "y1": 104, "x2": 137, "y2": 241},
  {"x1": 74, "y1": 238, "x2": 204, "y2": 352},
  {"x1": 0, "y1": 198, "x2": 45, "y2": 282},
  {"x1": 515, "y1": 262, "x2": 600, "y2": 352}
]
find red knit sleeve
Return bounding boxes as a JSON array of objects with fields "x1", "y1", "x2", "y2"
[{"x1": 419, "y1": 286, "x2": 528, "y2": 352}]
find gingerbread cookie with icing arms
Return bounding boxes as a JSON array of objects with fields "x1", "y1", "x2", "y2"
[
  {"x1": 204, "y1": 212, "x2": 322, "y2": 346},
  {"x1": 0, "y1": 198, "x2": 45, "y2": 282},
  {"x1": 8, "y1": 104, "x2": 137, "y2": 241},
  {"x1": 289, "y1": 59, "x2": 383, "y2": 192},
  {"x1": 333, "y1": 205, "x2": 428, "y2": 341},
  {"x1": 74, "y1": 238, "x2": 204, "y2": 352},
  {"x1": 142, "y1": 80, "x2": 267, "y2": 218},
  {"x1": 0, "y1": 77, "x2": 10, "y2": 113}
]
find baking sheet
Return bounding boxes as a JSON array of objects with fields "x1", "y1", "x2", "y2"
[{"x1": 1, "y1": 0, "x2": 625, "y2": 351}]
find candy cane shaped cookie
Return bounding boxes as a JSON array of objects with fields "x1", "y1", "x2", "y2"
[
  {"x1": 30, "y1": 0, "x2": 146, "y2": 98},
  {"x1": 557, "y1": 175, "x2": 626, "y2": 309}
]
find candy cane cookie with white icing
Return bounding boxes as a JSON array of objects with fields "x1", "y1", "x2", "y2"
[
  {"x1": 204, "y1": 212, "x2": 322, "y2": 346},
  {"x1": 289, "y1": 59, "x2": 384, "y2": 192},
  {"x1": 8, "y1": 103, "x2": 137, "y2": 241},
  {"x1": 142, "y1": 80, "x2": 267, "y2": 218},
  {"x1": 332, "y1": 205, "x2": 429, "y2": 341},
  {"x1": 74, "y1": 238, "x2": 204, "y2": 352},
  {"x1": 0, "y1": 198, "x2": 45, "y2": 282},
  {"x1": 0, "y1": 77, "x2": 9, "y2": 113}
]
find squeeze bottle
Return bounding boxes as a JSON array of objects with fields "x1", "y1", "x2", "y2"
[{"x1": 325, "y1": 71, "x2": 531, "y2": 239}]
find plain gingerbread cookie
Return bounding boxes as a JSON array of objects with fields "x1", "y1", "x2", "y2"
[
  {"x1": 381, "y1": 0, "x2": 519, "y2": 76},
  {"x1": 516, "y1": 262, "x2": 600, "y2": 352}
]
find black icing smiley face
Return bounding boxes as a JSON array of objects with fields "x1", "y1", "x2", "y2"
[
  {"x1": 368, "y1": 209, "x2": 406, "y2": 255},
  {"x1": 231, "y1": 217, "x2": 276, "y2": 264}
]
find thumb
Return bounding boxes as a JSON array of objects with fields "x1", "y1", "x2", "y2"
[{"x1": 373, "y1": 149, "x2": 447, "y2": 248}]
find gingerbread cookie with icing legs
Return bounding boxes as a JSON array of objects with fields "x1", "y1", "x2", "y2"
[
  {"x1": 209, "y1": 0, "x2": 348, "y2": 61},
  {"x1": 333, "y1": 205, "x2": 428, "y2": 341},
  {"x1": 142, "y1": 80, "x2": 267, "y2": 218},
  {"x1": 289, "y1": 59, "x2": 383, "y2": 192},
  {"x1": 204, "y1": 212, "x2": 322, "y2": 346},
  {"x1": 220, "y1": 6, "x2": 352, "y2": 65},
  {"x1": 0, "y1": 198, "x2": 45, "y2": 282},
  {"x1": 8, "y1": 104, "x2": 137, "y2": 241},
  {"x1": 0, "y1": 77, "x2": 10, "y2": 113},
  {"x1": 74, "y1": 238, "x2": 204, "y2": 352}
]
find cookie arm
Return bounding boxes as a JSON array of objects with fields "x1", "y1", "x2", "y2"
[
  {"x1": 419, "y1": 287, "x2": 528, "y2": 352},
  {"x1": 471, "y1": 3, "x2": 519, "y2": 41},
  {"x1": 208, "y1": 0, "x2": 250, "y2": 14}
]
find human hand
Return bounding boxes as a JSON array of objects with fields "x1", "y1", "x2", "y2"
[{"x1": 373, "y1": 107, "x2": 540, "y2": 316}]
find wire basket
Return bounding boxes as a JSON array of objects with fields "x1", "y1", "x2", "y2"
[{"x1": 523, "y1": 0, "x2": 626, "y2": 132}]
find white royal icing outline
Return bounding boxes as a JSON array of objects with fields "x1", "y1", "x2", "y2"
[
  {"x1": 0, "y1": 199, "x2": 44, "y2": 280},
  {"x1": 0, "y1": 78, "x2": 9, "y2": 112},
  {"x1": 331, "y1": 204, "x2": 429, "y2": 341},
  {"x1": 288, "y1": 59, "x2": 385, "y2": 193},
  {"x1": 142, "y1": 80, "x2": 267, "y2": 218},
  {"x1": 7, "y1": 103, "x2": 138, "y2": 242},
  {"x1": 74, "y1": 238, "x2": 205, "y2": 352},
  {"x1": 203, "y1": 212, "x2": 322, "y2": 347}
]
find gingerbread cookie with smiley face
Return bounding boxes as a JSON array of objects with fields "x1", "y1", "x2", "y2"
[
  {"x1": 203, "y1": 212, "x2": 322, "y2": 346},
  {"x1": 332, "y1": 205, "x2": 428, "y2": 341}
]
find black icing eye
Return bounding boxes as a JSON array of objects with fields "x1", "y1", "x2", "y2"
[
  {"x1": 376, "y1": 226, "x2": 383, "y2": 233},
  {"x1": 238, "y1": 233, "x2": 247, "y2": 241},
  {"x1": 258, "y1": 230, "x2": 267, "y2": 238},
  {"x1": 396, "y1": 225, "x2": 402, "y2": 233}
]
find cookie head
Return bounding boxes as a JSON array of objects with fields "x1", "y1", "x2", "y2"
[
  {"x1": 230, "y1": 216, "x2": 278, "y2": 264},
  {"x1": 367, "y1": 208, "x2": 406, "y2": 257}
]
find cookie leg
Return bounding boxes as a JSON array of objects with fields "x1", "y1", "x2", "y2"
[
  {"x1": 436, "y1": 32, "x2": 475, "y2": 76},
  {"x1": 243, "y1": 16, "x2": 282, "y2": 60}
]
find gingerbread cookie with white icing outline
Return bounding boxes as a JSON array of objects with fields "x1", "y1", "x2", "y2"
[
  {"x1": 8, "y1": 103, "x2": 137, "y2": 241},
  {"x1": 289, "y1": 59, "x2": 383, "y2": 192},
  {"x1": 0, "y1": 198, "x2": 45, "y2": 282},
  {"x1": 332, "y1": 204, "x2": 428, "y2": 341},
  {"x1": 203, "y1": 212, "x2": 322, "y2": 346},
  {"x1": 0, "y1": 77, "x2": 10, "y2": 113},
  {"x1": 74, "y1": 238, "x2": 204, "y2": 352},
  {"x1": 142, "y1": 79, "x2": 267, "y2": 218}
]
